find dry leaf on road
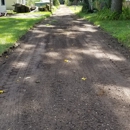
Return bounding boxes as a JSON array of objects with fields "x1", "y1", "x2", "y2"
[
  {"x1": 0, "y1": 90, "x2": 4, "y2": 94},
  {"x1": 81, "y1": 77, "x2": 87, "y2": 80},
  {"x1": 64, "y1": 59, "x2": 70, "y2": 63}
]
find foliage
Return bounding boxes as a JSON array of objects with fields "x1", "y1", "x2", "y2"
[
  {"x1": 96, "y1": 6, "x2": 130, "y2": 20},
  {"x1": 81, "y1": 0, "x2": 111, "y2": 12},
  {"x1": 0, "y1": 12, "x2": 51, "y2": 55},
  {"x1": 119, "y1": 7, "x2": 130, "y2": 20},
  {"x1": 53, "y1": 0, "x2": 60, "y2": 7},
  {"x1": 96, "y1": 8, "x2": 119, "y2": 20},
  {"x1": 93, "y1": 0, "x2": 111, "y2": 9},
  {"x1": 26, "y1": 0, "x2": 40, "y2": 6},
  {"x1": 70, "y1": 5, "x2": 130, "y2": 48},
  {"x1": 82, "y1": 3, "x2": 89, "y2": 12},
  {"x1": 65, "y1": 0, "x2": 71, "y2": 6},
  {"x1": 82, "y1": 0, "x2": 91, "y2": 12}
]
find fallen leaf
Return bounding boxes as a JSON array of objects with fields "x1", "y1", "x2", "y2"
[
  {"x1": 6, "y1": 56, "x2": 8, "y2": 58},
  {"x1": 0, "y1": 90, "x2": 4, "y2": 94},
  {"x1": 64, "y1": 59, "x2": 70, "y2": 63},
  {"x1": 81, "y1": 77, "x2": 87, "y2": 80},
  {"x1": 64, "y1": 59, "x2": 69, "y2": 62}
]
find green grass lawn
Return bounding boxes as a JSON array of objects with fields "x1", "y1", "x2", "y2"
[
  {"x1": 69, "y1": 6, "x2": 130, "y2": 48},
  {"x1": 0, "y1": 11, "x2": 51, "y2": 55}
]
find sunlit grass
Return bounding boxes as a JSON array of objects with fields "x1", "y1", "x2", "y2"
[
  {"x1": 0, "y1": 11, "x2": 51, "y2": 55},
  {"x1": 69, "y1": 6, "x2": 130, "y2": 48}
]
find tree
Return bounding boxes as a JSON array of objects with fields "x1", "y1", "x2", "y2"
[
  {"x1": 50, "y1": 0, "x2": 52, "y2": 11},
  {"x1": 111, "y1": 0, "x2": 123, "y2": 13},
  {"x1": 82, "y1": 0, "x2": 92, "y2": 12}
]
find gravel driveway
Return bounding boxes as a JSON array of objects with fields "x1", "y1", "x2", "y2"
[{"x1": 0, "y1": 5, "x2": 130, "y2": 130}]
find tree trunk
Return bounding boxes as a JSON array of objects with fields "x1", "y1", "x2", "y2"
[
  {"x1": 89, "y1": 0, "x2": 93, "y2": 10},
  {"x1": 50, "y1": 0, "x2": 52, "y2": 12},
  {"x1": 111, "y1": 0, "x2": 123, "y2": 13}
]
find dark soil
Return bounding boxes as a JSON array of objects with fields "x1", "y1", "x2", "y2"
[{"x1": 0, "y1": 5, "x2": 130, "y2": 130}]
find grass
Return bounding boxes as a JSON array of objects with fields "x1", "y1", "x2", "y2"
[
  {"x1": 0, "y1": 11, "x2": 51, "y2": 55},
  {"x1": 69, "y1": 6, "x2": 130, "y2": 48}
]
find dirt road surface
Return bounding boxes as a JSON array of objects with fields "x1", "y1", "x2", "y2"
[{"x1": 0, "y1": 5, "x2": 130, "y2": 130}]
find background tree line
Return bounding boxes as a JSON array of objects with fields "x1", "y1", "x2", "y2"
[{"x1": 82, "y1": 0, "x2": 123, "y2": 14}]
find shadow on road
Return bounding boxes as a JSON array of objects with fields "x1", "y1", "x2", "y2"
[{"x1": 0, "y1": 6, "x2": 130, "y2": 130}]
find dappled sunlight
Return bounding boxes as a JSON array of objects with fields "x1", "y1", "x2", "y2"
[
  {"x1": 58, "y1": 70, "x2": 69, "y2": 75},
  {"x1": 80, "y1": 44, "x2": 126, "y2": 62},
  {"x1": 84, "y1": 27, "x2": 97, "y2": 32},
  {"x1": 76, "y1": 26, "x2": 97, "y2": 32},
  {"x1": 24, "y1": 44, "x2": 36, "y2": 49},
  {"x1": 105, "y1": 53, "x2": 125, "y2": 61},
  {"x1": 36, "y1": 34, "x2": 48, "y2": 38},
  {"x1": 38, "y1": 24, "x2": 56, "y2": 28},
  {"x1": 45, "y1": 52, "x2": 62, "y2": 60},
  {"x1": 66, "y1": 53, "x2": 82, "y2": 61},
  {"x1": 0, "y1": 6, "x2": 130, "y2": 130},
  {"x1": 94, "y1": 84, "x2": 130, "y2": 104},
  {"x1": 32, "y1": 29, "x2": 48, "y2": 34},
  {"x1": 11, "y1": 61, "x2": 28, "y2": 69},
  {"x1": 108, "y1": 85, "x2": 130, "y2": 104},
  {"x1": 93, "y1": 83, "x2": 130, "y2": 129}
]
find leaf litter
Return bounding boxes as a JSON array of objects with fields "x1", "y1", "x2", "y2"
[
  {"x1": 81, "y1": 77, "x2": 87, "y2": 80},
  {"x1": 0, "y1": 90, "x2": 4, "y2": 94}
]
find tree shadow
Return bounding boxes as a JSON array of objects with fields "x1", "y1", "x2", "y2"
[{"x1": 0, "y1": 11, "x2": 130, "y2": 130}]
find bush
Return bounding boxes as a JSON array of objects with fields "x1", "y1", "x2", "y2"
[
  {"x1": 96, "y1": 7, "x2": 130, "y2": 20},
  {"x1": 119, "y1": 7, "x2": 130, "y2": 20},
  {"x1": 53, "y1": 0, "x2": 60, "y2": 7},
  {"x1": 81, "y1": 3, "x2": 89, "y2": 13},
  {"x1": 65, "y1": 0, "x2": 71, "y2": 6},
  {"x1": 38, "y1": 4, "x2": 50, "y2": 11}
]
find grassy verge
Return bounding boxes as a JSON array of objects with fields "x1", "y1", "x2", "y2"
[
  {"x1": 69, "y1": 6, "x2": 130, "y2": 48},
  {"x1": 0, "y1": 11, "x2": 51, "y2": 55}
]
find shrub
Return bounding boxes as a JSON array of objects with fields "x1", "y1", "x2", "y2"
[
  {"x1": 119, "y1": 7, "x2": 130, "y2": 20},
  {"x1": 95, "y1": 7, "x2": 130, "y2": 20},
  {"x1": 53, "y1": 0, "x2": 60, "y2": 7},
  {"x1": 38, "y1": 5, "x2": 50, "y2": 11},
  {"x1": 81, "y1": 3, "x2": 89, "y2": 13},
  {"x1": 65, "y1": 0, "x2": 71, "y2": 6}
]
